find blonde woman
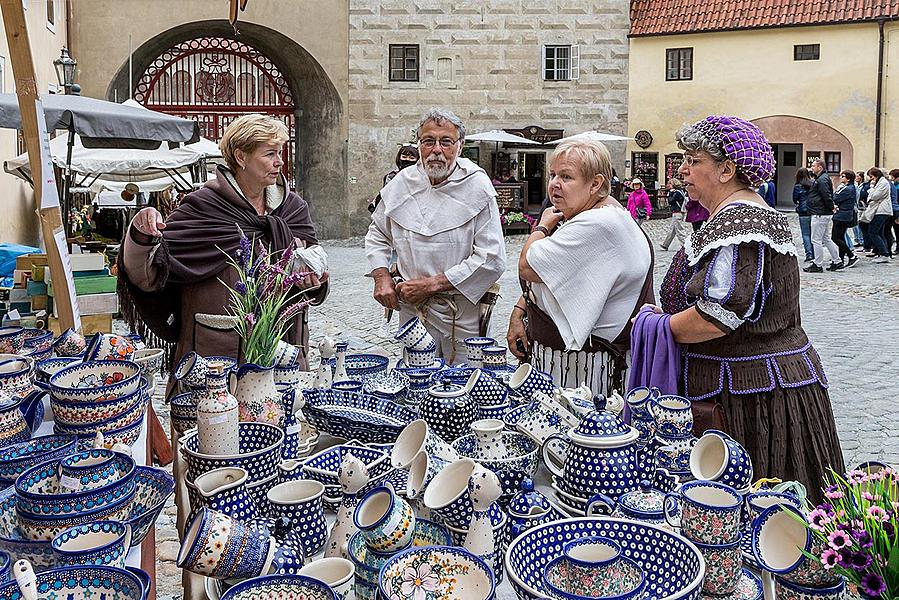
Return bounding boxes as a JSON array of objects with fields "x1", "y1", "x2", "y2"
[{"x1": 506, "y1": 139, "x2": 654, "y2": 394}]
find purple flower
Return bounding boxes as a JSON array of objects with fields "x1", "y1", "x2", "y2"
[
  {"x1": 854, "y1": 530, "x2": 874, "y2": 549},
  {"x1": 820, "y1": 548, "x2": 840, "y2": 570},
  {"x1": 235, "y1": 281, "x2": 247, "y2": 295},
  {"x1": 859, "y1": 571, "x2": 887, "y2": 598},
  {"x1": 849, "y1": 551, "x2": 873, "y2": 572},
  {"x1": 244, "y1": 313, "x2": 256, "y2": 326},
  {"x1": 828, "y1": 530, "x2": 851, "y2": 550},
  {"x1": 838, "y1": 548, "x2": 853, "y2": 568},
  {"x1": 275, "y1": 241, "x2": 296, "y2": 270},
  {"x1": 279, "y1": 299, "x2": 312, "y2": 323},
  {"x1": 883, "y1": 521, "x2": 895, "y2": 538},
  {"x1": 235, "y1": 230, "x2": 252, "y2": 268}
]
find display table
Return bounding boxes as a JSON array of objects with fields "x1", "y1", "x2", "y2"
[{"x1": 34, "y1": 395, "x2": 156, "y2": 599}]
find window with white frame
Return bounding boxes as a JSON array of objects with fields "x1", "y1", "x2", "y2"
[
  {"x1": 542, "y1": 45, "x2": 579, "y2": 81},
  {"x1": 46, "y1": 0, "x2": 55, "y2": 29}
]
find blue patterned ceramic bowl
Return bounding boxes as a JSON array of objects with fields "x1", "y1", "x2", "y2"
[
  {"x1": 35, "y1": 357, "x2": 80, "y2": 384},
  {"x1": 124, "y1": 466, "x2": 175, "y2": 547},
  {"x1": 0, "y1": 435, "x2": 79, "y2": 487},
  {"x1": 169, "y1": 392, "x2": 198, "y2": 435},
  {"x1": 301, "y1": 389, "x2": 415, "y2": 444},
  {"x1": 0, "y1": 486, "x2": 55, "y2": 568},
  {"x1": 301, "y1": 444, "x2": 390, "y2": 488},
  {"x1": 348, "y1": 518, "x2": 451, "y2": 586},
  {"x1": 221, "y1": 574, "x2": 337, "y2": 600},
  {"x1": 774, "y1": 575, "x2": 845, "y2": 600},
  {"x1": 379, "y1": 545, "x2": 495, "y2": 600},
  {"x1": 49, "y1": 360, "x2": 142, "y2": 402},
  {"x1": 0, "y1": 564, "x2": 149, "y2": 600},
  {"x1": 16, "y1": 489, "x2": 136, "y2": 542},
  {"x1": 15, "y1": 452, "x2": 136, "y2": 519},
  {"x1": 51, "y1": 520, "x2": 130, "y2": 568},
  {"x1": 505, "y1": 517, "x2": 705, "y2": 600},
  {"x1": 51, "y1": 382, "x2": 147, "y2": 428},
  {"x1": 452, "y1": 431, "x2": 538, "y2": 476},
  {"x1": 58, "y1": 412, "x2": 146, "y2": 449},
  {"x1": 180, "y1": 421, "x2": 284, "y2": 484},
  {"x1": 326, "y1": 353, "x2": 390, "y2": 380}
]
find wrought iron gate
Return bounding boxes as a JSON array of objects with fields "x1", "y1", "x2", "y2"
[{"x1": 134, "y1": 37, "x2": 296, "y2": 188}]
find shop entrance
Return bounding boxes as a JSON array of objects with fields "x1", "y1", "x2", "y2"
[
  {"x1": 520, "y1": 152, "x2": 546, "y2": 212},
  {"x1": 771, "y1": 143, "x2": 803, "y2": 208}
]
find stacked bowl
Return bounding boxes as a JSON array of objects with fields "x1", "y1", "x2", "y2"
[{"x1": 48, "y1": 360, "x2": 149, "y2": 448}]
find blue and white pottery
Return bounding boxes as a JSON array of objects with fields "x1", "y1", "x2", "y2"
[
  {"x1": 0, "y1": 329, "x2": 24, "y2": 355},
  {"x1": 406, "y1": 451, "x2": 449, "y2": 499},
  {"x1": 363, "y1": 370, "x2": 409, "y2": 404},
  {"x1": 404, "y1": 368, "x2": 439, "y2": 406},
  {"x1": 625, "y1": 386, "x2": 660, "y2": 421},
  {"x1": 0, "y1": 551, "x2": 8, "y2": 583},
  {"x1": 221, "y1": 574, "x2": 338, "y2": 600},
  {"x1": 52, "y1": 328, "x2": 87, "y2": 357},
  {"x1": 505, "y1": 517, "x2": 705, "y2": 600},
  {"x1": 725, "y1": 569, "x2": 764, "y2": 600},
  {"x1": 508, "y1": 478, "x2": 563, "y2": 541},
  {"x1": 690, "y1": 429, "x2": 754, "y2": 491},
  {"x1": 0, "y1": 434, "x2": 78, "y2": 486},
  {"x1": 0, "y1": 395, "x2": 29, "y2": 448},
  {"x1": 180, "y1": 421, "x2": 285, "y2": 484},
  {"x1": 266, "y1": 479, "x2": 328, "y2": 557},
  {"x1": 57, "y1": 410, "x2": 145, "y2": 449},
  {"x1": 464, "y1": 368, "x2": 509, "y2": 407},
  {"x1": 332, "y1": 379, "x2": 364, "y2": 393},
  {"x1": 774, "y1": 575, "x2": 846, "y2": 600},
  {"x1": 508, "y1": 363, "x2": 555, "y2": 400},
  {"x1": 58, "y1": 449, "x2": 122, "y2": 492},
  {"x1": 395, "y1": 316, "x2": 435, "y2": 351},
  {"x1": 422, "y1": 459, "x2": 503, "y2": 530},
  {"x1": 326, "y1": 353, "x2": 390, "y2": 381},
  {"x1": 49, "y1": 359, "x2": 142, "y2": 402},
  {"x1": 35, "y1": 357, "x2": 80, "y2": 384},
  {"x1": 654, "y1": 435, "x2": 697, "y2": 472},
  {"x1": 301, "y1": 388, "x2": 415, "y2": 444},
  {"x1": 542, "y1": 536, "x2": 646, "y2": 600},
  {"x1": 379, "y1": 545, "x2": 496, "y2": 600},
  {"x1": 751, "y1": 504, "x2": 840, "y2": 588},
  {"x1": 404, "y1": 345, "x2": 438, "y2": 368},
  {"x1": 692, "y1": 535, "x2": 743, "y2": 596},
  {"x1": 480, "y1": 345, "x2": 508, "y2": 369},
  {"x1": 348, "y1": 518, "x2": 451, "y2": 589},
  {"x1": 543, "y1": 409, "x2": 645, "y2": 500},
  {"x1": 0, "y1": 486, "x2": 56, "y2": 567},
  {"x1": 131, "y1": 347, "x2": 165, "y2": 380},
  {"x1": 587, "y1": 480, "x2": 670, "y2": 529},
  {"x1": 16, "y1": 491, "x2": 136, "y2": 542},
  {"x1": 481, "y1": 401, "x2": 512, "y2": 421},
  {"x1": 664, "y1": 480, "x2": 743, "y2": 544},
  {"x1": 444, "y1": 506, "x2": 509, "y2": 584},
  {"x1": 394, "y1": 358, "x2": 446, "y2": 376},
  {"x1": 177, "y1": 508, "x2": 276, "y2": 580},
  {"x1": 170, "y1": 391, "x2": 198, "y2": 435},
  {"x1": 277, "y1": 386, "x2": 301, "y2": 459},
  {"x1": 0, "y1": 357, "x2": 34, "y2": 400},
  {"x1": 648, "y1": 395, "x2": 693, "y2": 438},
  {"x1": 745, "y1": 490, "x2": 802, "y2": 522},
  {"x1": 303, "y1": 444, "x2": 390, "y2": 488},
  {"x1": 298, "y1": 557, "x2": 354, "y2": 600},
  {"x1": 0, "y1": 563, "x2": 149, "y2": 600},
  {"x1": 464, "y1": 336, "x2": 496, "y2": 367},
  {"x1": 175, "y1": 351, "x2": 207, "y2": 388},
  {"x1": 52, "y1": 387, "x2": 149, "y2": 435},
  {"x1": 51, "y1": 520, "x2": 131, "y2": 568},
  {"x1": 84, "y1": 334, "x2": 135, "y2": 362},
  {"x1": 419, "y1": 380, "x2": 480, "y2": 442},
  {"x1": 125, "y1": 466, "x2": 175, "y2": 547},
  {"x1": 391, "y1": 419, "x2": 459, "y2": 469},
  {"x1": 354, "y1": 484, "x2": 416, "y2": 553},
  {"x1": 50, "y1": 379, "x2": 146, "y2": 426},
  {"x1": 187, "y1": 466, "x2": 259, "y2": 522}
]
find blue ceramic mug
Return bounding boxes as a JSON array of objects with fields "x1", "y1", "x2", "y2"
[
  {"x1": 51, "y1": 521, "x2": 132, "y2": 568},
  {"x1": 354, "y1": 484, "x2": 415, "y2": 553},
  {"x1": 689, "y1": 429, "x2": 754, "y2": 491}
]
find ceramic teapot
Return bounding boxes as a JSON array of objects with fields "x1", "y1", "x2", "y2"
[
  {"x1": 542, "y1": 404, "x2": 648, "y2": 500},
  {"x1": 585, "y1": 480, "x2": 670, "y2": 528},
  {"x1": 508, "y1": 478, "x2": 559, "y2": 541},
  {"x1": 418, "y1": 379, "x2": 480, "y2": 442}
]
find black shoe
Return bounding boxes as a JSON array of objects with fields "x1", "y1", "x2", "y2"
[
  {"x1": 826, "y1": 262, "x2": 844, "y2": 271},
  {"x1": 803, "y1": 264, "x2": 823, "y2": 273},
  {"x1": 847, "y1": 255, "x2": 859, "y2": 268}
]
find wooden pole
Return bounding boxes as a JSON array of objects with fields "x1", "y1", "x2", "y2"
[{"x1": 0, "y1": 0, "x2": 78, "y2": 331}]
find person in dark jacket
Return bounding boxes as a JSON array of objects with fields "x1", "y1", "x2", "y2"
[
  {"x1": 758, "y1": 179, "x2": 777, "y2": 208},
  {"x1": 830, "y1": 170, "x2": 858, "y2": 267},
  {"x1": 888, "y1": 169, "x2": 899, "y2": 255},
  {"x1": 804, "y1": 159, "x2": 842, "y2": 272},
  {"x1": 855, "y1": 171, "x2": 868, "y2": 248},
  {"x1": 793, "y1": 168, "x2": 814, "y2": 262}
]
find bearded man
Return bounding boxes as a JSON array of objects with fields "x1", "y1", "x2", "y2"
[{"x1": 365, "y1": 107, "x2": 506, "y2": 363}]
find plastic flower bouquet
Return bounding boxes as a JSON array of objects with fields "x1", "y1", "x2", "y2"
[
  {"x1": 222, "y1": 227, "x2": 312, "y2": 367},
  {"x1": 804, "y1": 467, "x2": 899, "y2": 599}
]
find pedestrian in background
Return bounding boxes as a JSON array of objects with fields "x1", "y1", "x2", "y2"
[
  {"x1": 626, "y1": 178, "x2": 652, "y2": 227},
  {"x1": 660, "y1": 177, "x2": 687, "y2": 250},
  {"x1": 831, "y1": 169, "x2": 858, "y2": 267},
  {"x1": 758, "y1": 178, "x2": 777, "y2": 208},
  {"x1": 804, "y1": 159, "x2": 842, "y2": 273},
  {"x1": 793, "y1": 167, "x2": 814, "y2": 262},
  {"x1": 854, "y1": 171, "x2": 867, "y2": 248},
  {"x1": 861, "y1": 167, "x2": 893, "y2": 263},
  {"x1": 888, "y1": 169, "x2": 899, "y2": 255}
]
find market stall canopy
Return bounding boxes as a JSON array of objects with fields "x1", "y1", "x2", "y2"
[
  {"x1": 545, "y1": 131, "x2": 633, "y2": 145},
  {"x1": 4, "y1": 132, "x2": 220, "y2": 184},
  {"x1": 0, "y1": 93, "x2": 200, "y2": 148},
  {"x1": 465, "y1": 130, "x2": 541, "y2": 144}
]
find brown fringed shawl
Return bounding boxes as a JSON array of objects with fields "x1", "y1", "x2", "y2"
[{"x1": 117, "y1": 167, "x2": 318, "y2": 369}]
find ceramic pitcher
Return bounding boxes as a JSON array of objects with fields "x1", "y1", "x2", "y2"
[
  {"x1": 196, "y1": 362, "x2": 239, "y2": 456},
  {"x1": 187, "y1": 466, "x2": 259, "y2": 522},
  {"x1": 231, "y1": 363, "x2": 284, "y2": 427}
]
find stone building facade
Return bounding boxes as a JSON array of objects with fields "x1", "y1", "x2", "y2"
[{"x1": 2, "y1": 0, "x2": 629, "y2": 244}]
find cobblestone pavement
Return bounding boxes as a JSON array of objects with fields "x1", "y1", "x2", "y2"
[{"x1": 151, "y1": 212, "x2": 899, "y2": 599}]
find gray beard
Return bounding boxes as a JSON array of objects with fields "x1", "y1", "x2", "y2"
[{"x1": 425, "y1": 159, "x2": 453, "y2": 183}]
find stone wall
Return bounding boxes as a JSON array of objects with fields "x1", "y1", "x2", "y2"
[{"x1": 347, "y1": 0, "x2": 630, "y2": 234}]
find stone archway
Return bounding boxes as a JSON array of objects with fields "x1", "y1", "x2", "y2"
[{"x1": 107, "y1": 20, "x2": 348, "y2": 237}]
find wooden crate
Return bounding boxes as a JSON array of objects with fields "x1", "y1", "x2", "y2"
[{"x1": 49, "y1": 313, "x2": 112, "y2": 336}]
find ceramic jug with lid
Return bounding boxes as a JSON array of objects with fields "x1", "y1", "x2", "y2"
[
  {"x1": 418, "y1": 379, "x2": 480, "y2": 442},
  {"x1": 542, "y1": 403, "x2": 648, "y2": 500}
]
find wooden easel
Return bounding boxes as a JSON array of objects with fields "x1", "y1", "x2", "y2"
[{"x1": 0, "y1": 0, "x2": 77, "y2": 331}]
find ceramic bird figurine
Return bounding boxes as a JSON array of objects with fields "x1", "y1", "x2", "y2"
[
  {"x1": 313, "y1": 337, "x2": 336, "y2": 388},
  {"x1": 325, "y1": 452, "x2": 370, "y2": 558},
  {"x1": 463, "y1": 465, "x2": 502, "y2": 558}
]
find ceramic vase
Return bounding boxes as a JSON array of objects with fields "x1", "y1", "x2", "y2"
[
  {"x1": 195, "y1": 362, "x2": 239, "y2": 456},
  {"x1": 232, "y1": 363, "x2": 284, "y2": 427},
  {"x1": 325, "y1": 452, "x2": 370, "y2": 558},
  {"x1": 332, "y1": 342, "x2": 349, "y2": 383}
]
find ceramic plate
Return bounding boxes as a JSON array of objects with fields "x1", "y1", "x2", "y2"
[{"x1": 702, "y1": 568, "x2": 762, "y2": 600}]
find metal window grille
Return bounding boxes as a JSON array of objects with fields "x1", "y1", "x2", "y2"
[
  {"x1": 543, "y1": 45, "x2": 577, "y2": 81},
  {"x1": 794, "y1": 44, "x2": 820, "y2": 61},
  {"x1": 666, "y1": 48, "x2": 693, "y2": 81},
  {"x1": 389, "y1": 45, "x2": 419, "y2": 82}
]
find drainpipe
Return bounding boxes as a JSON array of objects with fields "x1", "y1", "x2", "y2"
[
  {"x1": 875, "y1": 19, "x2": 885, "y2": 166},
  {"x1": 65, "y1": 0, "x2": 71, "y2": 51}
]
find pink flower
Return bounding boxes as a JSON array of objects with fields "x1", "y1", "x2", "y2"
[
  {"x1": 825, "y1": 489, "x2": 844, "y2": 500},
  {"x1": 827, "y1": 530, "x2": 851, "y2": 550},
  {"x1": 809, "y1": 508, "x2": 832, "y2": 530},
  {"x1": 862, "y1": 492, "x2": 874, "y2": 501},
  {"x1": 846, "y1": 470, "x2": 869, "y2": 484},
  {"x1": 820, "y1": 548, "x2": 840, "y2": 570},
  {"x1": 401, "y1": 563, "x2": 439, "y2": 600},
  {"x1": 867, "y1": 506, "x2": 888, "y2": 522}
]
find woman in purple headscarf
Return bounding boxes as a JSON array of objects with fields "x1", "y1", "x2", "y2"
[{"x1": 651, "y1": 116, "x2": 844, "y2": 503}]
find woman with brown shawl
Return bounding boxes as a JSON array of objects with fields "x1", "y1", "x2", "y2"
[{"x1": 118, "y1": 114, "x2": 328, "y2": 379}]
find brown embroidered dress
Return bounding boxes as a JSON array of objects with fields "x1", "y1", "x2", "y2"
[{"x1": 660, "y1": 202, "x2": 844, "y2": 502}]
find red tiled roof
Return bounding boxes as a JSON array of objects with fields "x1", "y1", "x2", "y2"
[{"x1": 630, "y1": 0, "x2": 899, "y2": 36}]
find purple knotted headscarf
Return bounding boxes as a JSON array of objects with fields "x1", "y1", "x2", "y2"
[{"x1": 687, "y1": 116, "x2": 775, "y2": 186}]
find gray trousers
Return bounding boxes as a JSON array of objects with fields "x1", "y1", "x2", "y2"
[{"x1": 662, "y1": 212, "x2": 688, "y2": 249}]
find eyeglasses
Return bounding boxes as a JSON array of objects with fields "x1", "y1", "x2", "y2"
[
  {"x1": 681, "y1": 155, "x2": 705, "y2": 166},
  {"x1": 419, "y1": 137, "x2": 459, "y2": 149}
]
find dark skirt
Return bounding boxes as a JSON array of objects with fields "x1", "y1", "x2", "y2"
[{"x1": 717, "y1": 382, "x2": 844, "y2": 507}]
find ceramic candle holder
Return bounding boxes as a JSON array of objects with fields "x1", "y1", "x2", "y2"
[{"x1": 51, "y1": 521, "x2": 132, "y2": 568}]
